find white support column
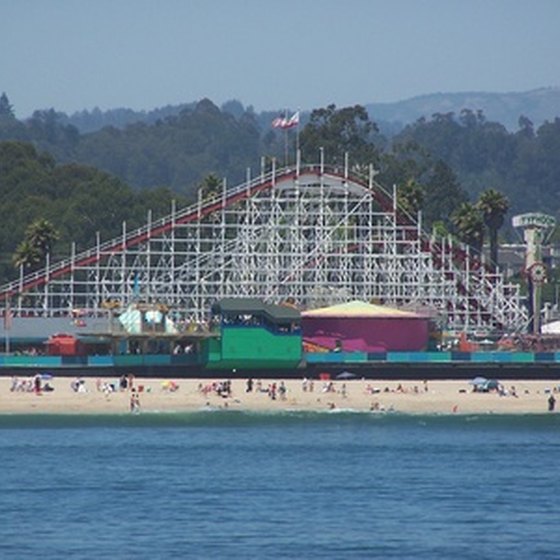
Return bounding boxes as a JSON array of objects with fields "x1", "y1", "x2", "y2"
[
  {"x1": 18, "y1": 264, "x2": 23, "y2": 313},
  {"x1": 70, "y1": 241, "x2": 76, "y2": 310},
  {"x1": 44, "y1": 252, "x2": 50, "y2": 314},
  {"x1": 95, "y1": 231, "x2": 101, "y2": 310},
  {"x1": 170, "y1": 200, "x2": 176, "y2": 304},
  {"x1": 146, "y1": 209, "x2": 152, "y2": 302},
  {"x1": 121, "y1": 221, "x2": 127, "y2": 305}
]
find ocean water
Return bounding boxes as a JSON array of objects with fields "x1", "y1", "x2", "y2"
[{"x1": 1, "y1": 412, "x2": 559, "y2": 560}]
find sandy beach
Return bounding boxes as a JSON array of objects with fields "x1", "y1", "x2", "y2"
[{"x1": 1, "y1": 375, "x2": 560, "y2": 415}]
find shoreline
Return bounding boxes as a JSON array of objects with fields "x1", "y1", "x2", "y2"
[{"x1": 2, "y1": 376, "x2": 560, "y2": 416}]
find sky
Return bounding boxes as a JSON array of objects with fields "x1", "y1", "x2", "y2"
[{"x1": 2, "y1": 0, "x2": 560, "y2": 118}]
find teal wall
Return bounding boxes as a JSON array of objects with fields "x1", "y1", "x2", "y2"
[
  {"x1": 305, "y1": 351, "x2": 560, "y2": 364},
  {"x1": 205, "y1": 326, "x2": 302, "y2": 369}
]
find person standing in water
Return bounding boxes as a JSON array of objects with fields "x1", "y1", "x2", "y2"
[{"x1": 130, "y1": 391, "x2": 141, "y2": 413}]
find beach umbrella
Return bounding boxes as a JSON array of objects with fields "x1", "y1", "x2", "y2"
[
  {"x1": 336, "y1": 371, "x2": 357, "y2": 380},
  {"x1": 469, "y1": 376, "x2": 487, "y2": 386},
  {"x1": 484, "y1": 379, "x2": 500, "y2": 391}
]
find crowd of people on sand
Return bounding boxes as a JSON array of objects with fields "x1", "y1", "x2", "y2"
[
  {"x1": 10, "y1": 374, "x2": 54, "y2": 394},
  {"x1": 244, "y1": 378, "x2": 289, "y2": 400},
  {"x1": 197, "y1": 377, "x2": 356, "y2": 408},
  {"x1": 93, "y1": 373, "x2": 143, "y2": 412},
  {"x1": 198, "y1": 380, "x2": 232, "y2": 398},
  {"x1": 6, "y1": 373, "x2": 560, "y2": 414}
]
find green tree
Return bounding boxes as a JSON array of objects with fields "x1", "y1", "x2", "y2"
[
  {"x1": 13, "y1": 218, "x2": 60, "y2": 272},
  {"x1": 0, "y1": 92, "x2": 14, "y2": 118},
  {"x1": 476, "y1": 189, "x2": 509, "y2": 269},
  {"x1": 25, "y1": 218, "x2": 60, "y2": 257},
  {"x1": 451, "y1": 202, "x2": 484, "y2": 253},
  {"x1": 198, "y1": 173, "x2": 221, "y2": 200},
  {"x1": 397, "y1": 178, "x2": 425, "y2": 218},
  {"x1": 300, "y1": 104, "x2": 381, "y2": 167},
  {"x1": 12, "y1": 239, "x2": 41, "y2": 271},
  {"x1": 431, "y1": 220, "x2": 449, "y2": 238},
  {"x1": 423, "y1": 161, "x2": 468, "y2": 228}
]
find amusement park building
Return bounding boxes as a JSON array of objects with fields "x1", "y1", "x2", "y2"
[{"x1": 302, "y1": 300, "x2": 430, "y2": 353}]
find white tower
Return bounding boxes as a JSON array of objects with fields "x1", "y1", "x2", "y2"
[{"x1": 512, "y1": 213, "x2": 556, "y2": 333}]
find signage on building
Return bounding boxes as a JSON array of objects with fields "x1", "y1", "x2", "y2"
[{"x1": 512, "y1": 213, "x2": 556, "y2": 229}]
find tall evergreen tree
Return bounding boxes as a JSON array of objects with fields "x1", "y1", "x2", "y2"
[
  {"x1": 0, "y1": 92, "x2": 15, "y2": 118},
  {"x1": 423, "y1": 161, "x2": 468, "y2": 228},
  {"x1": 300, "y1": 104, "x2": 381, "y2": 167}
]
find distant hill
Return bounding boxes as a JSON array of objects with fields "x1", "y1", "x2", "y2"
[
  {"x1": 366, "y1": 87, "x2": 560, "y2": 132},
  {"x1": 58, "y1": 102, "x2": 196, "y2": 134},
  {"x1": 57, "y1": 88, "x2": 560, "y2": 136}
]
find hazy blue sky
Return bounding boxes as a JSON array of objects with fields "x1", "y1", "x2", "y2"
[{"x1": 2, "y1": 0, "x2": 560, "y2": 118}]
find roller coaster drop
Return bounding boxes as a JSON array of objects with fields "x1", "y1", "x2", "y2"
[{"x1": 0, "y1": 153, "x2": 527, "y2": 334}]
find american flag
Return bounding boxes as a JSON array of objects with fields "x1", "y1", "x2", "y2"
[{"x1": 272, "y1": 111, "x2": 300, "y2": 129}]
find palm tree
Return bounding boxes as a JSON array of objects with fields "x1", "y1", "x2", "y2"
[
  {"x1": 198, "y1": 173, "x2": 221, "y2": 200},
  {"x1": 25, "y1": 218, "x2": 60, "y2": 257},
  {"x1": 12, "y1": 219, "x2": 60, "y2": 273},
  {"x1": 12, "y1": 240, "x2": 41, "y2": 271},
  {"x1": 476, "y1": 189, "x2": 509, "y2": 269},
  {"x1": 451, "y1": 202, "x2": 484, "y2": 253}
]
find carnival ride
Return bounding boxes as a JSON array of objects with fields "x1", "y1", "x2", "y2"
[{"x1": 0, "y1": 153, "x2": 528, "y2": 334}]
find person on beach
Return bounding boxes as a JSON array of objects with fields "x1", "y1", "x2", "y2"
[
  {"x1": 548, "y1": 394, "x2": 556, "y2": 412},
  {"x1": 246, "y1": 378, "x2": 253, "y2": 393},
  {"x1": 119, "y1": 374, "x2": 128, "y2": 391},
  {"x1": 33, "y1": 374, "x2": 41, "y2": 395},
  {"x1": 130, "y1": 391, "x2": 140, "y2": 413}
]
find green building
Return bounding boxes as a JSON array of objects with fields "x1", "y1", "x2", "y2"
[{"x1": 203, "y1": 298, "x2": 302, "y2": 370}]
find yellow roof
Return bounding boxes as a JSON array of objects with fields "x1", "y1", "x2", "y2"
[{"x1": 302, "y1": 300, "x2": 422, "y2": 319}]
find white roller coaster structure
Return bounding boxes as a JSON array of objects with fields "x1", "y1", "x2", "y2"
[{"x1": 0, "y1": 154, "x2": 528, "y2": 333}]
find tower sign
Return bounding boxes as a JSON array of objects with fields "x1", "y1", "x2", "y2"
[{"x1": 512, "y1": 212, "x2": 556, "y2": 334}]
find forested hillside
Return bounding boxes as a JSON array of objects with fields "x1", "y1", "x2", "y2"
[
  {"x1": 49, "y1": 88, "x2": 560, "y2": 136},
  {"x1": 1, "y1": 90, "x2": 560, "y2": 285},
  {"x1": 0, "y1": 141, "x2": 186, "y2": 283},
  {"x1": 393, "y1": 110, "x2": 560, "y2": 220},
  {"x1": 0, "y1": 96, "x2": 265, "y2": 194}
]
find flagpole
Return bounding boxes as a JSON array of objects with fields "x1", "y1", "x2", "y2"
[
  {"x1": 272, "y1": 110, "x2": 299, "y2": 168},
  {"x1": 284, "y1": 107, "x2": 289, "y2": 167},
  {"x1": 295, "y1": 108, "x2": 300, "y2": 165}
]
